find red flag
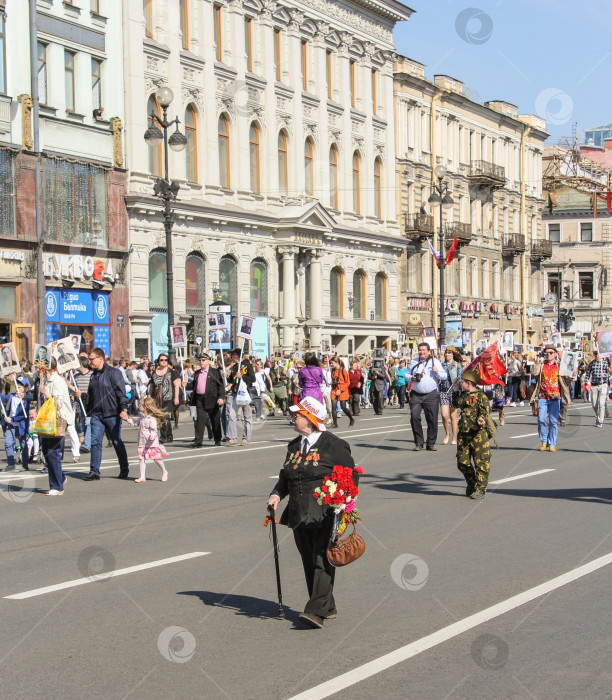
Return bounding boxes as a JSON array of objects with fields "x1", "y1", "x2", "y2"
[
  {"x1": 607, "y1": 190, "x2": 611, "y2": 212},
  {"x1": 463, "y1": 340, "x2": 507, "y2": 386},
  {"x1": 445, "y1": 235, "x2": 458, "y2": 266}
]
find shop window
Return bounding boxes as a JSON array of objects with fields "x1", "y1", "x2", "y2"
[
  {"x1": 0, "y1": 149, "x2": 15, "y2": 236},
  {"x1": 185, "y1": 254, "x2": 205, "y2": 311},
  {"x1": 43, "y1": 158, "x2": 107, "y2": 245},
  {"x1": 375, "y1": 273, "x2": 386, "y2": 320},
  {"x1": 580, "y1": 222, "x2": 592, "y2": 242},
  {"x1": 250, "y1": 259, "x2": 267, "y2": 315},
  {"x1": 352, "y1": 270, "x2": 365, "y2": 319},
  {"x1": 219, "y1": 255, "x2": 237, "y2": 309},
  {"x1": 579, "y1": 272, "x2": 593, "y2": 299},
  {"x1": 149, "y1": 251, "x2": 168, "y2": 311}
]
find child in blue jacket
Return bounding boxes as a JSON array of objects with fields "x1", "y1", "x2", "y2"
[{"x1": 2, "y1": 376, "x2": 33, "y2": 472}]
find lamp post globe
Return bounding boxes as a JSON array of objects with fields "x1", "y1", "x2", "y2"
[
  {"x1": 168, "y1": 128, "x2": 188, "y2": 152},
  {"x1": 155, "y1": 86, "x2": 174, "y2": 107},
  {"x1": 434, "y1": 164, "x2": 447, "y2": 180}
]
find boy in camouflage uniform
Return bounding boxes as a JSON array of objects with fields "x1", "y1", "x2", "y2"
[{"x1": 452, "y1": 370, "x2": 491, "y2": 500}]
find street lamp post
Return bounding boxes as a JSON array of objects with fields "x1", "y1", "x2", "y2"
[
  {"x1": 144, "y1": 86, "x2": 187, "y2": 364},
  {"x1": 428, "y1": 165, "x2": 454, "y2": 346}
]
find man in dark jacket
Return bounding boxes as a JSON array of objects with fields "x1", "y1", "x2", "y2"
[
  {"x1": 83, "y1": 347, "x2": 129, "y2": 480},
  {"x1": 189, "y1": 354, "x2": 225, "y2": 447},
  {"x1": 226, "y1": 350, "x2": 256, "y2": 446}
]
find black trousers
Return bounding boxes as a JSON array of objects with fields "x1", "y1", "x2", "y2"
[
  {"x1": 349, "y1": 390, "x2": 361, "y2": 415},
  {"x1": 194, "y1": 397, "x2": 222, "y2": 444},
  {"x1": 293, "y1": 525, "x2": 336, "y2": 618},
  {"x1": 159, "y1": 400, "x2": 174, "y2": 443},
  {"x1": 409, "y1": 390, "x2": 439, "y2": 447},
  {"x1": 371, "y1": 388, "x2": 384, "y2": 414}
]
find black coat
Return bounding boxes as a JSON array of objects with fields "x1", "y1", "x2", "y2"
[
  {"x1": 189, "y1": 366, "x2": 225, "y2": 410},
  {"x1": 271, "y1": 431, "x2": 356, "y2": 529},
  {"x1": 87, "y1": 364, "x2": 128, "y2": 418},
  {"x1": 227, "y1": 360, "x2": 256, "y2": 394}
]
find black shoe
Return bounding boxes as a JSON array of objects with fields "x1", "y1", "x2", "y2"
[
  {"x1": 413, "y1": 445, "x2": 424, "y2": 451},
  {"x1": 117, "y1": 472, "x2": 129, "y2": 480},
  {"x1": 222, "y1": 436, "x2": 230, "y2": 442},
  {"x1": 174, "y1": 424, "x2": 179, "y2": 430},
  {"x1": 106, "y1": 441, "x2": 112, "y2": 448},
  {"x1": 298, "y1": 612, "x2": 324, "y2": 629},
  {"x1": 165, "y1": 437, "x2": 173, "y2": 443},
  {"x1": 349, "y1": 419, "x2": 355, "y2": 427},
  {"x1": 214, "y1": 441, "x2": 222, "y2": 447},
  {"x1": 82, "y1": 472, "x2": 100, "y2": 481},
  {"x1": 426, "y1": 445, "x2": 437, "y2": 451},
  {"x1": 332, "y1": 423, "x2": 338, "y2": 429},
  {"x1": 325, "y1": 608, "x2": 337, "y2": 619},
  {"x1": 80, "y1": 447, "x2": 90, "y2": 454},
  {"x1": 207, "y1": 434, "x2": 213, "y2": 440},
  {"x1": 190, "y1": 443, "x2": 203, "y2": 448}
]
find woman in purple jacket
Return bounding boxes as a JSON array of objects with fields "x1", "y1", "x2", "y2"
[{"x1": 298, "y1": 352, "x2": 324, "y2": 404}]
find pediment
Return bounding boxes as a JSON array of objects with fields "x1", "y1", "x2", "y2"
[
  {"x1": 273, "y1": 7, "x2": 291, "y2": 24},
  {"x1": 278, "y1": 202, "x2": 337, "y2": 230}
]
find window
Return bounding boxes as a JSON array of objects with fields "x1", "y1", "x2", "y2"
[
  {"x1": 249, "y1": 122, "x2": 260, "y2": 194},
  {"x1": 218, "y1": 114, "x2": 230, "y2": 188},
  {"x1": 371, "y1": 69, "x2": 377, "y2": 114},
  {"x1": 91, "y1": 0, "x2": 101, "y2": 14},
  {"x1": 352, "y1": 151, "x2": 360, "y2": 214},
  {"x1": 375, "y1": 273, "x2": 386, "y2": 320},
  {"x1": 326, "y1": 50, "x2": 332, "y2": 99},
  {"x1": 548, "y1": 223, "x2": 560, "y2": 242},
  {"x1": 301, "y1": 40, "x2": 307, "y2": 91},
  {"x1": 274, "y1": 28, "x2": 281, "y2": 81},
  {"x1": 245, "y1": 17, "x2": 253, "y2": 72},
  {"x1": 213, "y1": 4, "x2": 222, "y2": 61},
  {"x1": 38, "y1": 42, "x2": 48, "y2": 105},
  {"x1": 352, "y1": 271, "x2": 365, "y2": 319},
  {"x1": 304, "y1": 138, "x2": 313, "y2": 196},
  {"x1": 579, "y1": 272, "x2": 593, "y2": 299},
  {"x1": 149, "y1": 251, "x2": 168, "y2": 311},
  {"x1": 64, "y1": 50, "x2": 76, "y2": 112},
  {"x1": 349, "y1": 60, "x2": 355, "y2": 107},
  {"x1": 374, "y1": 157, "x2": 382, "y2": 218},
  {"x1": 179, "y1": 0, "x2": 189, "y2": 50},
  {"x1": 185, "y1": 104, "x2": 197, "y2": 182},
  {"x1": 0, "y1": 286, "x2": 16, "y2": 319},
  {"x1": 330, "y1": 267, "x2": 343, "y2": 317},
  {"x1": 43, "y1": 158, "x2": 108, "y2": 245},
  {"x1": 278, "y1": 130, "x2": 288, "y2": 195},
  {"x1": 329, "y1": 145, "x2": 338, "y2": 209},
  {"x1": 250, "y1": 259, "x2": 268, "y2": 314},
  {"x1": 580, "y1": 222, "x2": 592, "y2": 242},
  {"x1": 91, "y1": 58, "x2": 102, "y2": 112},
  {"x1": 219, "y1": 256, "x2": 237, "y2": 309},
  {"x1": 185, "y1": 254, "x2": 205, "y2": 311},
  {"x1": 147, "y1": 95, "x2": 162, "y2": 176},
  {"x1": 143, "y1": 0, "x2": 153, "y2": 38},
  {"x1": 0, "y1": 14, "x2": 6, "y2": 95},
  {"x1": 548, "y1": 273, "x2": 559, "y2": 297},
  {"x1": 0, "y1": 149, "x2": 16, "y2": 237}
]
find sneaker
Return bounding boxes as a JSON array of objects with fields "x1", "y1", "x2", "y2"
[
  {"x1": 510, "y1": 402, "x2": 516, "y2": 407},
  {"x1": 45, "y1": 489, "x2": 64, "y2": 496},
  {"x1": 596, "y1": 420, "x2": 603, "y2": 428},
  {"x1": 470, "y1": 489, "x2": 485, "y2": 500},
  {"x1": 325, "y1": 608, "x2": 338, "y2": 619},
  {"x1": 40, "y1": 467, "x2": 49, "y2": 474},
  {"x1": 518, "y1": 402, "x2": 524, "y2": 407},
  {"x1": 465, "y1": 484, "x2": 475, "y2": 497}
]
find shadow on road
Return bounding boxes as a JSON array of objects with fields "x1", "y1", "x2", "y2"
[
  {"x1": 179, "y1": 590, "x2": 300, "y2": 621},
  {"x1": 493, "y1": 487, "x2": 612, "y2": 504}
]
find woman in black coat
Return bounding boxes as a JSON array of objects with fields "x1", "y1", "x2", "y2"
[{"x1": 267, "y1": 397, "x2": 357, "y2": 629}]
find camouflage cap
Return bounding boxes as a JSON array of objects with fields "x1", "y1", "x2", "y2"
[{"x1": 461, "y1": 370, "x2": 480, "y2": 385}]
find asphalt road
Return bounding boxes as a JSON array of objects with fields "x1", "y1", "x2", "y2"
[{"x1": 1, "y1": 400, "x2": 611, "y2": 700}]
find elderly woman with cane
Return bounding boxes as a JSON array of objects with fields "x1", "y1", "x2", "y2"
[{"x1": 267, "y1": 396, "x2": 358, "y2": 629}]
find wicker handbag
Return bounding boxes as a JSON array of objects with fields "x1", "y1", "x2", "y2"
[{"x1": 327, "y1": 525, "x2": 365, "y2": 567}]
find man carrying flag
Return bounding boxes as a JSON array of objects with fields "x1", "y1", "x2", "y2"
[{"x1": 463, "y1": 341, "x2": 507, "y2": 425}]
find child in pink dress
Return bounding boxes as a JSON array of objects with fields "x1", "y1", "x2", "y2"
[{"x1": 126, "y1": 398, "x2": 169, "y2": 483}]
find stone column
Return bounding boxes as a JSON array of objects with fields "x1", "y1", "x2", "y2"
[
  {"x1": 308, "y1": 249, "x2": 323, "y2": 349},
  {"x1": 279, "y1": 246, "x2": 297, "y2": 348}
]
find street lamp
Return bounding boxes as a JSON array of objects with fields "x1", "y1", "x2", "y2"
[
  {"x1": 428, "y1": 164, "x2": 454, "y2": 346},
  {"x1": 144, "y1": 86, "x2": 187, "y2": 364}
]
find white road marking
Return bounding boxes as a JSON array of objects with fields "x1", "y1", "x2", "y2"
[
  {"x1": 509, "y1": 432, "x2": 539, "y2": 439},
  {"x1": 490, "y1": 469, "x2": 555, "y2": 485},
  {"x1": 287, "y1": 552, "x2": 612, "y2": 700},
  {"x1": 4, "y1": 552, "x2": 210, "y2": 600}
]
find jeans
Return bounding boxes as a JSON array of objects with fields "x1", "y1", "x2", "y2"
[
  {"x1": 537, "y1": 398, "x2": 560, "y2": 447},
  {"x1": 76, "y1": 407, "x2": 91, "y2": 451},
  {"x1": 41, "y1": 436, "x2": 64, "y2": 491},
  {"x1": 5, "y1": 426, "x2": 29, "y2": 470},
  {"x1": 90, "y1": 414, "x2": 129, "y2": 476},
  {"x1": 253, "y1": 396, "x2": 262, "y2": 420},
  {"x1": 397, "y1": 385, "x2": 407, "y2": 408}
]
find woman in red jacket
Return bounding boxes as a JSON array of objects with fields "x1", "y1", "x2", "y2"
[{"x1": 329, "y1": 356, "x2": 354, "y2": 428}]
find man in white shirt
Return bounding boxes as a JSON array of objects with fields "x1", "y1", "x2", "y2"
[{"x1": 407, "y1": 343, "x2": 447, "y2": 451}]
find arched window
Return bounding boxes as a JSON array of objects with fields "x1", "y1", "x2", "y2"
[
  {"x1": 218, "y1": 114, "x2": 230, "y2": 188},
  {"x1": 147, "y1": 95, "x2": 162, "y2": 176},
  {"x1": 249, "y1": 122, "x2": 260, "y2": 194},
  {"x1": 352, "y1": 270, "x2": 365, "y2": 319},
  {"x1": 375, "y1": 272, "x2": 387, "y2": 320},
  {"x1": 149, "y1": 250, "x2": 167, "y2": 311},
  {"x1": 185, "y1": 254, "x2": 205, "y2": 311},
  {"x1": 304, "y1": 138, "x2": 314, "y2": 195},
  {"x1": 219, "y1": 255, "x2": 237, "y2": 309},
  {"x1": 352, "y1": 151, "x2": 360, "y2": 214},
  {"x1": 250, "y1": 259, "x2": 268, "y2": 314},
  {"x1": 278, "y1": 130, "x2": 288, "y2": 195},
  {"x1": 374, "y1": 157, "x2": 382, "y2": 219},
  {"x1": 329, "y1": 145, "x2": 338, "y2": 209},
  {"x1": 330, "y1": 267, "x2": 343, "y2": 318},
  {"x1": 185, "y1": 104, "x2": 197, "y2": 182}
]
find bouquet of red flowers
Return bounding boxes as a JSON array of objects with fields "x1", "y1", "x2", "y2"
[{"x1": 313, "y1": 465, "x2": 363, "y2": 535}]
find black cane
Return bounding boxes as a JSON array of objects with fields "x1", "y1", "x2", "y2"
[{"x1": 267, "y1": 504, "x2": 285, "y2": 618}]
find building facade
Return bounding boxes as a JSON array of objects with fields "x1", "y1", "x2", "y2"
[
  {"x1": 393, "y1": 56, "x2": 549, "y2": 351},
  {"x1": 0, "y1": 0, "x2": 128, "y2": 359},
  {"x1": 123, "y1": 0, "x2": 413, "y2": 359}
]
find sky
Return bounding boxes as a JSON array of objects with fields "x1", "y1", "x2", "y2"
[{"x1": 393, "y1": 0, "x2": 612, "y2": 145}]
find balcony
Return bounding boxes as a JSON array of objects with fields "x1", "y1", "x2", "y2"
[
  {"x1": 403, "y1": 212, "x2": 434, "y2": 241},
  {"x1": 468, "y1": 160, "x2": 506, "y2": 188},
  {"x1": 531, "y1": 239, "x2": 553, "y2": 260},
  {"x1": 446, "y1": 221, "x2": 472, "y2": 246},
  {"x1": 502, "y1": 233, "x2": 526, "y2": 256}
]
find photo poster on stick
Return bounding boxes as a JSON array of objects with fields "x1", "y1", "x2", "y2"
[
  {"x1": 273, "y1": 346, "x2": 283, "y2": 360},
  {"x1": 559, "y1": 351, "x2": 578, "y2": 377},
  {"x1": 421, "y1": 327, "x2": 438, "y2": 351},
  {"x1": 33, "y1": 344, "x2": 51, "y2": 368},
  {"x1": 594, "y1": 330, "x2": 612, "y2": 358},
  {"x1": 170, "y1": 325, "x2": 187, "y2": 348},
  {"x1": 176, "y1": 346, "x2": 188, "y2": 400},
  {"x1": 207, "y1": 312, "x2": 229, "y2": 331},
  {"x1": 500, "y1": 331, "x2": 514, "y2": 352},
  {"x1": 52, "y1": 336, "x2": 80, "y2": 374},
  {"x1": 0, "y1": 342, "x2": 20, "y2": 377},
  {"x1": 207, "y1": 313, "x2": 231, "y2": 350},
  {"x1": 237, "y1": 315, "x2": 255, "y2": 341},
  {"x1": 550, "y1": 332, "x2": 563, "y2": 350}
]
